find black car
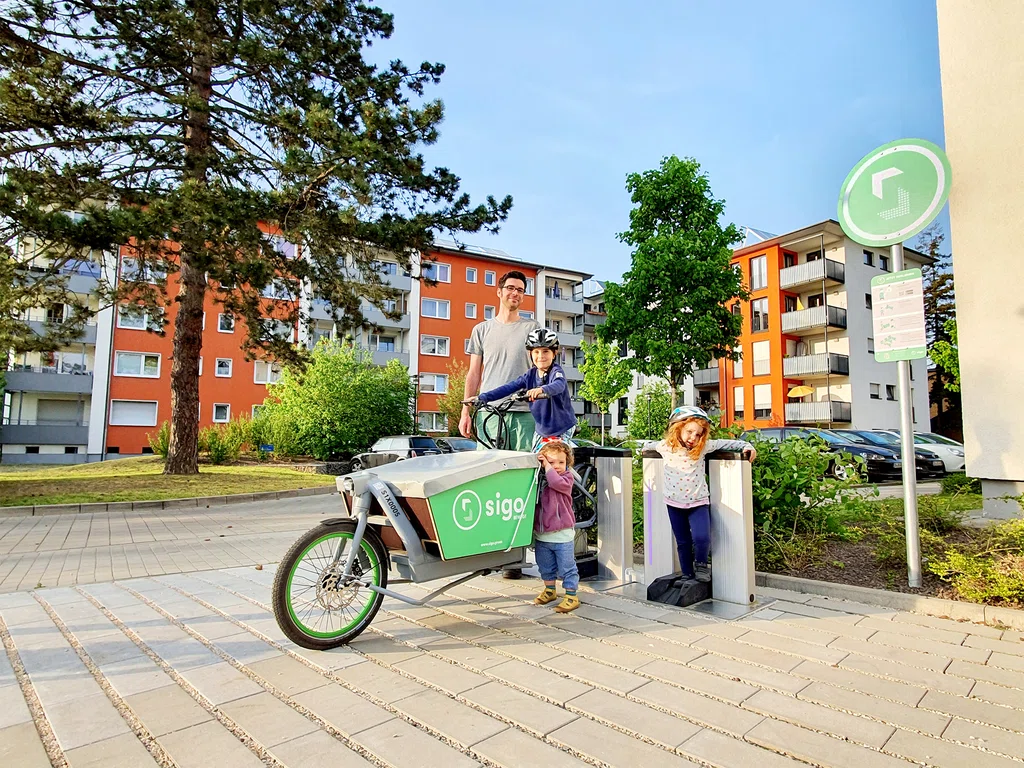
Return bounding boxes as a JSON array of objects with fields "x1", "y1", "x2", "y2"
[
  {"x1": 742, "y1": 427, "x2": 902, "y2": 483},
  {"x1": 833, "y1": 429, "x2": 946, "y2": 479},
  {"x1": 434, "y1": 437, "x2": 479, "y2": 453},
  {"x1": 350, "y1": 435, "x2": 441, "y2": 471}
]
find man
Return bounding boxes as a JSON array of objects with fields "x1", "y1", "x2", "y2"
[
  {"x1": 462, "y1": 270, "x2": 540, "y2": 578},
  {"x1": 460, "y1": 270, "x2": 541, "y2": 450}
]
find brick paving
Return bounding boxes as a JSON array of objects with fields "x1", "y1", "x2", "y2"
[{"x1": 2, "y1": 499, "x2": 1023, "y2": 766}]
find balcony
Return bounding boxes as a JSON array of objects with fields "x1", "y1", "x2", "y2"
[
  {"x1": 783, "y1": 353, "x2": 850, "y2": 378},
  {"x1": 562, "y1": 363, "x2": 584, "y2": 382},
  {"x1": 1, "y1": 420, "x2": 90, "y2": 445},
  {"x1": 370, "y1": 350, "x2": 409, "y2": 367},
  {"x1": 779, "y1": 258, "x2": 845, "y2": 290},
  {"x1": 781, "y1": 305, "x2": 847, "y2": 334},
  {"x1": 693, "y1": 367, "x2": 720, "y2": 387},
  {"x1": 27, "y1": 319, "x2": 97, "y2": 345},
  {"x1": 363, "y1": 305, "x2": 411, "y2": 331},
  {"x1": 584, "y1": 312, "x2": 607, "y2": 327},
  {"x1": 555, "y1": 331, "x2": 583, "y2": 349},
  {"x1": 571, "y1": 398, "x2": 585, "y2": 416},
  {"x1": 545, "y1": 287, "x2": 584, "y2": 316},
  {"x1": 4, "y1": 367, "x2": 94, "y2": 394},
  {"x1": 785, "y1": 400, "x2": 852, "y2": 424}
]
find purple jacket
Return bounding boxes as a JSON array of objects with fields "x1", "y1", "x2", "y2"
[{"x1": 537, "y1": 468, "x2": 575, "y2": 534}]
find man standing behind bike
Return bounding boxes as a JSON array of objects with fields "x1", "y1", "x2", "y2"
[{"x1": 460, "y1": 270, "x2": 540, "y2": 450}]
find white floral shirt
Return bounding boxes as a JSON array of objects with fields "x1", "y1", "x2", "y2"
[{"x1": 650, "y1": 439, "x2": 752, "y2": 508}]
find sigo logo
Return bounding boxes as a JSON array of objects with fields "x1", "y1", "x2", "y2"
[
  {"x1": 452, "y1": 490, "x2": 482, "y2": 531},
  {"x1": 485, "y1": 492, "x2": 527, "y2": 522}
]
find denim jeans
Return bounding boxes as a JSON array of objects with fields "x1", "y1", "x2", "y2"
[
  {"x1": 534, "y1": 539, "x2": 579, "y2": 592},
  {"x1": 666, "y1": 503, "x2": 711, "y2": 578}
]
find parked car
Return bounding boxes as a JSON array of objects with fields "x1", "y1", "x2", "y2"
[
  {"x1": 742, "y1": 427, "x2": 903, "y2": 483},
  {"x1": 350, "y1": 435, "x2": 441, "y2": 471},
  {"x1": 434, "y1": 437, "x2": 479, "y2": 453},
  {"x1": 875, "y1": 430, "x2": 966, "y2": 473},
  {"x1": 832, "y1": 429, "x2": 946, "y2": 479}
]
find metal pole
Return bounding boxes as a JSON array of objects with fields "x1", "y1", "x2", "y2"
[
  {"x1": 892, "y1": 243, "x2": 922, "y2": 587},
  {"x1": 821, "y1": 233, "x2": 832, "y2": 429}
]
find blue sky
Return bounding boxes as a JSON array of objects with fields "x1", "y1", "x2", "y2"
[{"x1": 377, "y1": 1, "x2": 946, "y2": 280}]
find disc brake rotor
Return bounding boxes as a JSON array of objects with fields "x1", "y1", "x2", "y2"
[{"x1": 315, "y1": 557, "x2": 365, "y2": 611}]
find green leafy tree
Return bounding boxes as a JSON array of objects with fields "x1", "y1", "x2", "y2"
[
  {"x1": 435, "y1": 359, "x2": 469, "y2": 437},
  {"x1": 253, "y1": 342, "x2": 414, "y2": 460},
  {"x1": 578, "y1": 339, "x2": 632, "y2": 444},
  {"x1": 916, "y1": 224, "x2": 960, "y2": 431},
  {"x1": 0, "y1": 0, "x2": 511, "y2": 474},
  {"x1": 599, "y1": 156, "x2": 746, "y2": 407},
  {"x1": 626, "y1": 380, "x2": 672, "y2": 442},
  {"x1": 930, "y1": 318, "x2": 961, "y2": 392}
]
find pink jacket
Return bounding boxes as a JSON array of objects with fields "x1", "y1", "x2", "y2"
[{"x1": 536, "y1": 468, "x2": 575, "y2": 534}]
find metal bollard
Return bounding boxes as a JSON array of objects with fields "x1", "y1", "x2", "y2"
[
  {"x1": 594, "y1": 451, "x2": 634, "y2": 582},
  {"x1": 642, "y1": 449, "x2": 755, "y2": 606}
]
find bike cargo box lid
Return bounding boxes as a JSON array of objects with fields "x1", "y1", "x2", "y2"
[{"x1": 349, "y1": 450, "x2": 538, "y2": 498}]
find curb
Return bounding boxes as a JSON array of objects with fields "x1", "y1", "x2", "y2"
[
  {"x1": 757, "y1": 571, "x2": 1024, "y2": 631},
  {"x1": 0, "y1": 484, "x2": 337, "y2": 518}
]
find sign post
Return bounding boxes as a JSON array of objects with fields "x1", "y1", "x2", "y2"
[{"x1": 838, "y1": 138, "x2": 951, "y2": 588}]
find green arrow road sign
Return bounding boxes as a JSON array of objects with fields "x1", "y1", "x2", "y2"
[{"x1": 837, "y1": 138, "x2": 951, "y2": 247}]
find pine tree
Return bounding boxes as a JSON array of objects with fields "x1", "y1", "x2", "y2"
[
  {"x1": 599, "y1": 156, "x2": 746, "y2": 407},
  {"x1": 915, "y1": 224, "x2": 960, "y2": 434},
  {"x1": 0, "y1": 1, "x2": 511, "y2": 473}
]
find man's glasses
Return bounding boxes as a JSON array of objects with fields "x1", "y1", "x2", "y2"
[{"x1": 502, "y1": 286, "x2": 526, "y2": 294}]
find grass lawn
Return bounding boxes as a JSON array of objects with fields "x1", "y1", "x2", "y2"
[{"x1": 0, "y1": 457, "x2": 337, "y2": 507}]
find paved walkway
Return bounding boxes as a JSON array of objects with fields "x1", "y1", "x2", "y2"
[
  {"x1": 0, "y1": 496, "x2": 337, "y2": 593},
  {"x1": 2, "y1": 562, "x2": 1024, "y2": 767}
]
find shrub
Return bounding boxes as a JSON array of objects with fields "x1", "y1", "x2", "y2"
[
  {"x1": 929, "y1": 519, "x2": 1024, "y2": 606},
  {"x1": 200, "y1": 424, "x2": 243, "y2": 465},
  {"x1": 575, "y1": 417, "x2": 598, "y2": 443},
  {"x1": 147, "y1": 421, "x2": 171, "y2": 458},
  {"x1": 941, "y1": 472, "x2": 982, "y2": 495}
]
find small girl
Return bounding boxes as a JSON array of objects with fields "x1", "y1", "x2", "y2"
[
  {"x1": 532, "y1": 440, "x2": 580, "y2": 613},
  {"x1": 476, "y1": 328, "x2": 576, "y2": 446},
  {"x1": 653, "y1": 406, "x2": 756, "y2": 582}
]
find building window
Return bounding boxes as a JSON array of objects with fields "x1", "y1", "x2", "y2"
[
  {"x1": 750, "y1": 255, "x2": 768, "y2": 291},
  {"x1": 617, "y1": 397, "x2": 629, "y2": 424},
  {"x1": 63, "y1": 446, "x2": 79, "y2": 454},
  {"x1": 215, "y1": 358, "x2": 232, "y2": 378},
  {"x1": 254, "y1": 361, "x2": 281, "y2": 384},
  {"x1": 784, "y1": 295, "x2": 797, "y2": 313},
  {"x1": 114, "y1": 351, "x2": 160, "y2": 378},
  {"x1": 519, "y1": 310, "x2": 534, "y2": 319},
  {"x1": 751, "y1": 298, "x2": 769, "y2": 332},
  {"x1": 863, "y1": 250, "x2": 874, "y2": 266},
  {"x1": 218, "y1": 313, "x2": 235, "y2": 333},
  {"x1": 865, "y1": 293, "x2": 873, "y2": 309},
  {"x1": 733, "y1": 387, "x2": 744, "y2": 420},
  {"x1": 466, "y1": 267, "x2": 477, "y2": 283},
  {"x1": 421, "y1": 335, "x2": 449, "y2": 356},
  {"x1": 267, "y1": 235, "x2": 298, "y2": 260},
  {"x1": 752, "y1": 340, "x2": 770, "y2": 376},
  {"x1": 879, "y1": 254, "x2": 890, "y2": 272},
  {"x1": 26, "y1": 446, "x2": 40, "y2": 454},
  {"x1": 421, "y1": 298, "x2": 450, "y2": 319},
  {"x1": 418, "y1": 412, "x2": 446, "y2": 432},
  {"x1": 870, "y1": 383, "x2": 881, "y2": 399},
  {"x1": 198, "y1": 357, "x2": 203, "y2": 376},
  {"x1": 213, "y1": 403, "x2": 230, "y2": 423},
  {"x1": 525, "y1": 278, "x2": 535, "y2": 296},
  {"x1": 252, "y1": 405, "x2": 265, "y2": 418},
  {"x1": 464, "y1": 338, "x2": 471, "y2": 354},
  {"x1": 886, "y1": 385, "x2": 897, "y2": 401},
  {"x1": 483, "y1": 305, "x2": 495, "y2": 320},
  {"x1": 733, "y1": 357, "x2": 743, "y2": 379},
  {"x1": 109, "y1": 400, "x2": 158, "y2": 426},
  {"x1": 868, "y1": 337, "x2": 875, "y2": 354},
  {"x1": 806, "y1": 250, "x2": 822, "y2": 262},
  {"x1": 484, "y1": 270, "x2": 496, "y2": 286},
  {"x1": 753, "y1": 383, "x2": 772, "y2": 420},
  {"x1": 421, "y1": 262, "x2": 450, "y2": 282},
  {"x1": 374, "y1": 260, "x2": 398, "y2": 276},
  {"x1": 120, "y1": 257, "x2": 166, "y2": 283},
  {"x1": 368, "y1": 334, "x2": 396, "y2": 352},
  {"x1": 262, "y1": 279, "x2": 295, "y2": 300},
  {"x1": 460, "y1": 303, "x2": 475, "y2": 320},
  {"x1": 261, "y1": 319, "x2": 295, "y2": 342},
  {"x1": 420, "y1": 373, "x2": 448, "y2": 394},
  {"x1": 117, "y1": 305, "x2": 162, "y2": 332},
  {"x1": 783, "y1": 252, "x2": 796, "y2": 268}
]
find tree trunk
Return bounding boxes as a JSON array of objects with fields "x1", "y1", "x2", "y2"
[
  {"x1": 165, "y1": 10, "x2": 213, "y2": 475},
  {"x1": 670, "y1": 381, "x2": 678, "y2": 409},
  {"x1": 601, "y1": 412, "x2": 605, "y2": 445}
]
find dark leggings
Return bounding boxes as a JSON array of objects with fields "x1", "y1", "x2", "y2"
[{"x1": 666, "y1": 503, "x2": 711, "y2": 578}]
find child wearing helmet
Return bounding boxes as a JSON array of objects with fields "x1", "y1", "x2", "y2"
[
  {"x1": 476, "y1": 328, "x2": 577, "y2": 444},
  {"x1": 653, "y1": 406, "x2": 756, "y2": 583}
]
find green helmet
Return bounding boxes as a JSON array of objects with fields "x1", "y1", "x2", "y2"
[{"x1": 668, "y1": 405, "x2": 711, "y2": 426}]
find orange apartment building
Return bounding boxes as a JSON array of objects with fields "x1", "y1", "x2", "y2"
[{"x1": 1, "y1": 237, "x2": 590, "y2": 462}]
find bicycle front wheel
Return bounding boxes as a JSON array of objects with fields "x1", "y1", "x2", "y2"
[{"x1": 272, "y1": 521, "x2": 388, "y2": 649}]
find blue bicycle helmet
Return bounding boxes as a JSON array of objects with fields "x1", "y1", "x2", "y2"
[{"x1": 668, "y1": 405, "x2": 711, "y2": 426}]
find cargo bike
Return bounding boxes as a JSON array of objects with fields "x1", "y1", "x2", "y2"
[{"x1": 272, "y1": 392, "x2": 599, "y2": 649}]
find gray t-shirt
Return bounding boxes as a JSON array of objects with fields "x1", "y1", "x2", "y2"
[{"x1": 467, "y1": 317, "x2": 541, "y2": 409}]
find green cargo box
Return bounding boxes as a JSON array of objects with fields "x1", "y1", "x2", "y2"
[{"x1": 364, "y1": 450, "x2": 540, "y2": 560}]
